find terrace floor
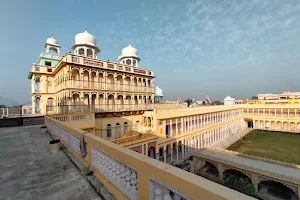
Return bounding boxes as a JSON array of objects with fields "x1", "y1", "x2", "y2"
[{"x1": 0, "y1": 125, "x2": 113, "y2": 200}]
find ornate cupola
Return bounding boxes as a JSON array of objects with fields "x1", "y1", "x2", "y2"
[
  {"x1": 71, "y1": 29, "x2": 100, "y2": 59},
  {"x1": 118, "y1": 44, "x2": 140, "y2": 67}
]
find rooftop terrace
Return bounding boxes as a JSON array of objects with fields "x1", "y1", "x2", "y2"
[{"x1": 0, "y1": 125, "x2": 114, "y2": 200}]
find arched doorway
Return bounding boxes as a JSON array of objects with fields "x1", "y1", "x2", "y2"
[
  {"x1": 115, "y1": 123, "x2": 121, "y2": 139},
  {"x1": 247, "y1": 121, "x2": 253, "y2": 128},
  {"x1": 107, "y1": 74, "x2": 115, "y2": 90},
  {"x1": 35, "y1": 97, "x2": 41, "y2": 114},
  {"x1": 116, "y1": 95, "x2": 124, "y2": 110},
  {"x1": 148, "y1": 146, "x2": 155, "y2": 158},
  {"x1": 83, "y1": 71, "x2": 89, "y2": 88},
  {"x1": 258, "y1": 180, "x2": 298, "y2": 200},
  {"x1": 107, "y1": 94, "x2": 115, "y2": 111},
  {"x1": 197, "y1": 161, "x2": 219, "y2": 182},
  {"x1": 116, "y1": 75, "x2": 123, "y2": 90}
]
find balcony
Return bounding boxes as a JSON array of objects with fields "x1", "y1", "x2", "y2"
[
  {"x1": 46, "y1": 104, "x2": 155, "y2": 114},
  {"x1": 40, "y1": 52, "x2": 62, "y2": 60},
  {"x1": 55, "y1": 80, "x2": 154, "y2": 93},
  {"x1": 65, "y1": 54, "x2": 154, "y2": 77}
]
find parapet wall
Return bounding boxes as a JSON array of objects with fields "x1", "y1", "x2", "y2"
[{"x1": 45, "y1": 116, "x2": 254, "y2": 200}]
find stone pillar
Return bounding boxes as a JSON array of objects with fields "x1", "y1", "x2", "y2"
[
  {"x1": 163, "y1": 145, "x2": 167, "y2": 163},
  {"x1": 182, "y1": 139, "x2": 185, "y2": 160},
  {"x1": 170, "y1": 147, "x2": 173, "y2": 163},
  {"x1": 175, "y1": 118, "x2": 178, "y2": 135},
  {"x1": 145, "y1": 143, "x2": 148, "y2": 157},
  {"x1": 218, "y1": 163, "x2": 224, "y2": 184},
  {"x1": 176, "y1": 144, "x2": 179, "y2": 162},
  {"x1": 201, "y1": 115, "x2": 203, "y2": 127},
  {"x1": 198, "y1": 135, "x2": 200, "y2": 149},
  {"x1": 252, "y1": 174, "x2": 259, "y2": 195}
]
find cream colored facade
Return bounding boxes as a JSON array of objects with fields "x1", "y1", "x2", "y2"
[{"x1": 29, "y1": 31, "x2": 154, "y2": 115}]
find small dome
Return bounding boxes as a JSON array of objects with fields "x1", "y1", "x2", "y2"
[
  {"x1": 224, "y1": 96, "x2": 234, "y2": 100},
  {"x1": 121, "y1": 44, "x2": 138, "y2": 57},
  {"x1": 155, "y1": 86, "x2": 164, "y2": 97},
  {"x1": 74, "y1": 29, "x2": 97, "y2": 47},
  {"x1": 46, "y1": 36, "x2": 59, "y2": 46}
]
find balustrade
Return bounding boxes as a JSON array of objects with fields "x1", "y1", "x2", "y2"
[
  {"x1": 93, "y1": 147, "x2": 138, "y2": 200},
  {"x1": 54, "y1": 80, "x2": 153, "y2": 93}
]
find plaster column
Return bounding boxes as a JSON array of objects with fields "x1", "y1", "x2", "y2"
[
  {"x1": 170, "y1": 122, "x2": 173, "y2": 137},
  {"x1": 176, "y1": 144, "x2": 178, "y2": 162},
  {"x1": 170, "y1": 147, "x2": 173, "y2": 163},
  {"x1": 181, "y1": 139, "x2": 185, "y2": 160},
  {"x1": 210, "y1": 114, "x2": 212, "y2": 125},
  {"x1": 281, "y1": 109, "x2": 283, "y2": 117},
  {"x1": 187, "y1": 139, "x2": 190, "y2": 156},
  {"x1": 175, "y1": 118, "x2": 178, "y2": 135},
  {"x1": 183, "y1": 118, "x2": 186, "y2": 133},
  {"x1": 218, "y1": 163, "x2": 224, "y2": 184},
  {"x1": 163, "y1": 145, "x2": 167, "y2": 163},
  {"x1": 275, "y1": 109, "x2": 277, "y2": 117},
  {"x1": 252, "y1": 174, "x2": 259, "y2": 195},
  {"x1": 201, "y1": 115, "x2": 203, "y2": 128},
  {"x1": 198, "y1": 135, "x2": 200, "y2": 149},
  {"x1": 145, "y1": 143, "x2": 148, "y2": 157}
]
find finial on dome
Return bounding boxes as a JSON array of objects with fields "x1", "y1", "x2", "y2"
[{"x1": 85, "y1": 28, "x2": 88, "y2": 32}]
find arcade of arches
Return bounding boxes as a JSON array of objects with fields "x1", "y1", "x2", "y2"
[{"x1": 194, "y1": 151, "x2": 300, "y2": 200}]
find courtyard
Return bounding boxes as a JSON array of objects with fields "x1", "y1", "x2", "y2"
[{"x1": 227, "y1": 130, "x2": 300, "y2": 165}]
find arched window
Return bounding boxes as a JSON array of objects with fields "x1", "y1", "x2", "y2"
[
  {"x1": 126, "y1": 59, "x2": 131, "y2": 65},
  {"x1": 133, "y1": 60, "x2": 136, "y2": 66},
  {"x1": 78, "y1": 48, "x2": 84, "y2": 56},
  {"x1": 48, "y1": 47, "x2": 58, "y2": 54},
  {"x1": 116, "y1": 123, "x2": 120, "y2": 138},
  {"x1": 124, "y1": 122, "x2": 128, "y2": 133},
  {"x1": 107, "y1": 124, "x2": 112, "y2": 138},
  {"x1": 87, "y1": 49, "x2": 93, "y2": 58}
]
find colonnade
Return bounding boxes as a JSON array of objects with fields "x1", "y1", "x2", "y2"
[
  {"x1": 157, "y1": 120, "x2": 246, "y2": 163},
  {"x1": 163, "y1": 109, "x2": 243, "y2": 137},
  {"x1": 245, "y1": 108, "x2": 300, "y2": 118}
]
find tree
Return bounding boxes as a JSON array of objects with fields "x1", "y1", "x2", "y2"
[
  {"x1": 185, "y1": 98, "x2": 193, "y2": 107},
  {"x1": 212, "y1": 101, "x2": 223, "y2": 105},
  {"x1": 251, "y1": 96, "x2": 258, "y2": 100},
  {"x1": 224, "y1": 174, "x2": 255, "y2": 196}
]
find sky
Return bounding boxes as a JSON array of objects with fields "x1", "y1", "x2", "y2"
[{"x1": 1, "y1": 0, "x2": 300, "y2": 104}]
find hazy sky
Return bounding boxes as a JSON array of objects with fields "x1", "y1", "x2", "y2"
[{"x1": 1, "y1": 0, "x2": 300, "y2": 104}]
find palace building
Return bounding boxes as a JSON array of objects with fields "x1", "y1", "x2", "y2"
[
  {"x1": 26, "y1": 30, "x2": 300, "y2": 200},
  {"x1": 28, "y1": 29, "x2": 155, "y2": 115}
]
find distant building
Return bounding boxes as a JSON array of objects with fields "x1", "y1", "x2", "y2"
[
  {"x1": 154, "y1": 86, "x2": 164, "y2": 103},
  {"x1": 224, "y1": 96, "x2": 235, "y2": 105},
  {"x1": 247, "y1": 91, "x2": 300, "y2": 104}
]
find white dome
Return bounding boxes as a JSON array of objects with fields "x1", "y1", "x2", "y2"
[
  {"x1": 74, "y1": 29, "x2": 97, "y2": 47},
  {"x1": 46, "y1": 36, "x2": 59, "y2": 46},
  {"x1": 155, "y1": 86, "x2": 163, "y2": 97},
  {"x1": 224, "y1": 96, "x2": 235, "y2": 100},
  {"x1": 122, "y1": 44, "x2": 137, "y2": 57}
]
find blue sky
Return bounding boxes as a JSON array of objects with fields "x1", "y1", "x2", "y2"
[{"x1": 1, "y1": 0, "x2": 300, "y2": 104}]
